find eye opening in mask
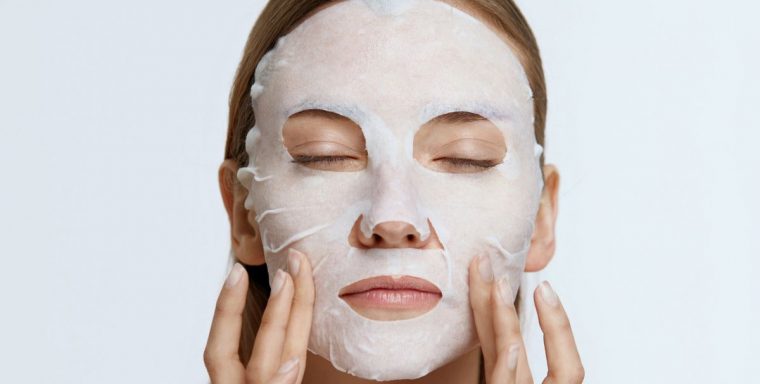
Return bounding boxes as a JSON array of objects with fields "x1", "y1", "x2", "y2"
[
  {"x1": 414, "y1": 111, "x2": 508, "y2": 174},
  {"x1": 282, "y1": 108, "x2": 368, "y2": 172}
]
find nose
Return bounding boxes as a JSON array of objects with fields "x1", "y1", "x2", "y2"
[{"x1": 349, "y1": 217, "x2": 443, "y2": 249}]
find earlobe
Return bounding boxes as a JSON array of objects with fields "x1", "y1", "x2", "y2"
[
  {"x1": 524, "y1": 164, "x2": 560, "y2": 272},
  {"x1": 218, "y1": 160, "x2": 266, "y2": 266}
]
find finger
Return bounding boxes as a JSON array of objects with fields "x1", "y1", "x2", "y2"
[
  {"x1": 515, "y1": 331, "x2": 534, "y2": 383},
  {"x1": 491, "y1": 276, "x2": 532, "y2": 383},
  {"x1": 490, "y1": 342, "x2": 520, "y2": 384},
  {"x1": 267, "y1": 357, "x2": 300, "y2": 384},
  {"x1": 468, "y1": 255, "x2": 497, "y2": 375},
  {"x1": 535, "y1": 281, "x2": 584, "y2": 384},
  {"x1": 247, "y1": 268, "x2": 295, "y2": 381},
  {"x1": 516, "y1": 351, "x2": 534, "y2": 384},
  {"x1": 281, "y1": 249, "x2": 315, "y2": 382},
  {"x1": 204, "y1": 263, "x2": 248, "y2": 384}
]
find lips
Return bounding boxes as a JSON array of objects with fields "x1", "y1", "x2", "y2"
[
  {"x1": 339, "y1": 275, "x2": 442, "y2": 320},
  {"x1": 340, "y1": 275, "x2": 441, "y2": 295}
]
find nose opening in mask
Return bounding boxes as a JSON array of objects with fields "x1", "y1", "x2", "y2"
[{"x1": 348, "y1": 216, "x2": 444, "y2": 250}]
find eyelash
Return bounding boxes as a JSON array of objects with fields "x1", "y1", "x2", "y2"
[
  {"x1": 292, "y1": 155, "x2": 500, "y2": 170},
  {"x1": 291, "y1": 155, "x2": 358, "y2": 164},
  {"x1": 435, "y1": 157, "x2": 501, "y2": 169}
]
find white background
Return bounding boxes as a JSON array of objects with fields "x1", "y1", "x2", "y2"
[{"x1": 1, "y1": 0, "x2": 757, "y2": 382}]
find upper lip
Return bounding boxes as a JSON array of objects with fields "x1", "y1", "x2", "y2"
[{"x1": 339, "y1": 275, "x2": 442, "y2": 296}]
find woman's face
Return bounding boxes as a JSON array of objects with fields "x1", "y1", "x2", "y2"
[{"x1": 237, "y1": 0, "x2": 544, "y2": 380}]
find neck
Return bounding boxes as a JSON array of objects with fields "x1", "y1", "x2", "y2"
[{"x1": 302, "y1": 347, "x2": 481, "y2": 384}]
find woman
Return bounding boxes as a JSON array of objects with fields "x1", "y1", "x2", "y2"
[{"x1": 205, "y1": 0, "x2": 583, "y2": 383}]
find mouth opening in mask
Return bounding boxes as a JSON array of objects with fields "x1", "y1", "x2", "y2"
[{"x1": 338, "y1": 274, "x2": 442, "y2": 321}]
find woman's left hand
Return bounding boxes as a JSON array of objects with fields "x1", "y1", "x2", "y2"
[{"x1": 468, "y1": 255, "x2": 584, "y2": 384}]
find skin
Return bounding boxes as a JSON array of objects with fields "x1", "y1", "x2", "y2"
[{"x1": 205, "y1": 2, "x2": 583, "y2": 383}]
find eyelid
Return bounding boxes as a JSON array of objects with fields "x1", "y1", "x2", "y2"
[
  {"x1": 289, "y1": 140, "x2": 367, "y2": 157},
  {"x1": 431, "y1": 137, "x2": 506, "y2": 160}
]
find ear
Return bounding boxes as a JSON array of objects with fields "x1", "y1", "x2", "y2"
[
  {"x1": 524, "y1": 164, "x2": 560, "y2": 272},
  {"x1": 219, "y1": 159, "x2": 266, "y2": 266}
]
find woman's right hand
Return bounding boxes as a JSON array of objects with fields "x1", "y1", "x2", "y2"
[{"x1": 204, "y1": 249, "x2": 315, "y2": 384}]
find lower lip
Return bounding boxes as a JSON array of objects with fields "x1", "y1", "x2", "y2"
[{"x1": 341, "y1": 288, "x2": 441, "y2": 310}]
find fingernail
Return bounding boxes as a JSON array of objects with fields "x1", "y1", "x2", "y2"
[
  {"x1": 288, "y1": 248, "x2": 301, "y2": 276},
  {"x1": 507, "y1": 343, "x2": 520, "y2": 370},
  {"x1": 540, "y1": 281, "x2": 559, "y2": 307},
  {"x1": 277, "y1": 356, "x2": 299, "y2": 374},
  {"x1": 225, "y1": 263, "x2": 244, "y2": 288},
  {"x1": 478, "y1": 254, "x2": 493, "y2": 282},
  {"x1": 271, "y1": 269, "x2": 286, "y2": 295},
  {"x1": 498, "y1": 277, "x2": 514, "y2": 306}
]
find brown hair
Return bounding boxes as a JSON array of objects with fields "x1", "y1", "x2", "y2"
[{"x1": 224, "y1": 0, "x2": 546, "y2": 377}]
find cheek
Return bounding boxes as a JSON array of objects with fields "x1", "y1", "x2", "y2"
[
  {"x1": 250, "y1": 165, "x2": 370, "y2": 271},
  {"x1": 414, "y1": 165, "x2": 541, "y2": 278}
]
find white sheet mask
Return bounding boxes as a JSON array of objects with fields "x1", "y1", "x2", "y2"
[{"x1": 238, "y1": 0, "x2": 544, "y2": 380}]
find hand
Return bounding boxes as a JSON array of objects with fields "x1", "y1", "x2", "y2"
[
  {"x1": 469, "y1": 255, "x2": 584, "y2": 384},
  {"x1": 204, "y1": 249, "x2": 315, "y2": 384}
]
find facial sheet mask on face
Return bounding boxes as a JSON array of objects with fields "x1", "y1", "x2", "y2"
[{"x1": 238, "y1": 0, "x2": 544, "y2": 380}]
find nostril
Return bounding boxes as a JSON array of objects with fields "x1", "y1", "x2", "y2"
[
  {"x1": 373, "y1": 234, "x2": 382, "y2": 243},
  {"x1": 406, "y1": 234, "x2": 415, "y2": 241}
]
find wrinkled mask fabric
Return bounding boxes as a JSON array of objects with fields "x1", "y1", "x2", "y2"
[{"x1": 238, "y1": 0, "x2": 544, "y2": 380}]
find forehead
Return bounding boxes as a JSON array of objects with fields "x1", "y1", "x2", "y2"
[{"x1": 255, "y1": 0, "x2": 532, "y2": 123}]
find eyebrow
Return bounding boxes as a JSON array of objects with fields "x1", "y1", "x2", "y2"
[
  {"x1": 291, "y1": 108, "x2": 490, "y2": 125},
  {"x1": 427, "y1": 111, "x2": 488, "y2": 124},
  {"x1": 290, "y1": 108, "x2": 352, "y2": 121}
]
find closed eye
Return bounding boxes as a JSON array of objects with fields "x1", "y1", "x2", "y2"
[
  {"x1": 291, "y1": 155, "x2": 359, "y2": 164},
  {"x1": 434, "y1": 157, "x2": 502, "y2": 170}
]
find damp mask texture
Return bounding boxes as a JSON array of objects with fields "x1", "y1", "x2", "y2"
[{"x1": 237, "y1": 0, "x2": 544, "y2": 380}]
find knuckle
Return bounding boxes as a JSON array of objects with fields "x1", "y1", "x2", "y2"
[
  {"x1": 203, "y1": 348, "x2": 221, "y2": 370},
  {"x1": 570, "y1": 365, "x2": 586, "y2": 382},
  {"x1": 475, "y1": 298, "x2": 491, "y2": 313},
  {"x1": 295, "y1": 289, "x2": 316, "y2": 307},
  {"x1": 507, "y1": 327, "x2": 522, "y2": 341},
  {"x1": 259, "y1": 314, "x2": 286, "y2": 332},
  {"x1": 488, "y1": 290, "x2": 502, "y2": 310},
  {"x1": 245, "y1": 369, "x2": 261, "y2": 384},
  {"x1": 214, "y1": 298, "x2": 235, "y2": 316},
  {"x1": 258, "y1": 316, "x2": 275, "y2": 329},
  {"x1": 550, "y1": 316, "x2": 572, "y2": 334},
  {"x1": 469, "y1": 288, "x2": 488, "y2": 308},
  {"x1": 549, "y1": 365, "x2": 585, "y2": 384}
]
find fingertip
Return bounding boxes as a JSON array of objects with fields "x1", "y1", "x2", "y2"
[
  {"x1": 468, "y1": 255, "x2": 490, "y2": 305},
  {"x1": 224, "y1": 262, "x2": 245, "y2": 289},
  {"x1": 468, "y1": 255, "x2": 478, "y2": 271},
  {"x1": 534, "y1": 280, "x2": 561, "y2": 309},
  {"x1": 287, "y1": 249, "x2": 302, "y2": 276},
  {"x1": 289, "y1": 248, "x2": 306, "y2": 259},
  {"x1": 469, "y1": 254, "x2": 494, "y2": 285},
  {"x1": 478, "y1": 254, "x2": 494, "y2": 283},
  {"x1": 282, "y1": 269, "x2": 294, "y2": 289},
  {"x1": 290, "y1": 249, "x2": 309, "y2": 271},
  {"x1": 270, "y1": 268, "x2": 293, "y2": 297},
  {"x1": 294, "y1": 248, "x2": 315, "y2": 274},
  {"x1": 468, "y1": 256, "x2": 479, "y2": 284}
]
